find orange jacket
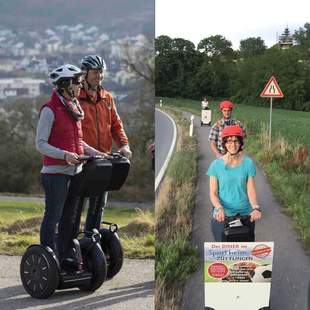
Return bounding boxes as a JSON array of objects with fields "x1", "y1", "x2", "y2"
[{"x1": 79, "y1": 87, "x2": 128, "y2": 153}]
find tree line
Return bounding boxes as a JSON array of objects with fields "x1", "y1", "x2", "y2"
[{"x1": 155, "y1": 22, "x2": 310, "y2": 111}]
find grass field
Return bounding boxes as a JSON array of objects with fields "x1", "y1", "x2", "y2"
[
  {"x1": 157, "y1": 97, "x2": 310, "y2": 149},
  {"x1": 0, "y1": 200, "x2": 154, "y2": 258}
]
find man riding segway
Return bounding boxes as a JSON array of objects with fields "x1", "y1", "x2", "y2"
[
  {"x1": 208, "y1": 100, "x2": 246, "y2": 158},
  {"x1": 79, "y1": 54, "x2": 132, "y2": 279}
]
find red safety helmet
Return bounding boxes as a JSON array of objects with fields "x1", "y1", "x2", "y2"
[
  {"x1": 219, "y1": 100, "x2": 234, "y2": 110},
  {"x1": 222, "y1": 125, "x2": 244, "y2": 139}
]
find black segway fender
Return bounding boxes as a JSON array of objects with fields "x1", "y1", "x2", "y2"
[
  {"x1": 79, "y1": 238, "x2": 107, "y2": 291},
  {"x1": 20, "y1": 244, "x2": 60, "y2": 299},
  {"x1": 99, "y1": 228, "x2": 123, "y2": 280}
]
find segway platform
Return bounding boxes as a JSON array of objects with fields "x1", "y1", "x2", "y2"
[
  {"x1": 20, "y1": 232, "x2": 107, "y2": 299},
  {"x1": 204, "y1": 242, "x2": 274, "y2": 310},
  {"x1": 201, "y1": 109, "x2": 212, "y2": 126}
]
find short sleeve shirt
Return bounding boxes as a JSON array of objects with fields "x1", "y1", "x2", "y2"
[
  {"x1": 208, "y1": 118, "x2": 246, "y2": 153},
  {"x1": 207, "y1": 155, "x2": 256, "y2": 216}
]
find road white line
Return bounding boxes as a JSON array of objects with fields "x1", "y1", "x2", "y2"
[{"x1": 155, "y1": 108, "x2": 177, "y2": 192}]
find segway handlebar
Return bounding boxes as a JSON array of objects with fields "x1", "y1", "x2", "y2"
[
  {"x1": 224, "y1": 214, "x2": 251, "y2": 228},
  {"x1": 78, "y1": 152, "x2": 125, "y2": 162}
]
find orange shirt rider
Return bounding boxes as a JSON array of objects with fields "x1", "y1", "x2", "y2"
[{"x1": 79, "y1": 87, "x2": 128, "y2": 154}]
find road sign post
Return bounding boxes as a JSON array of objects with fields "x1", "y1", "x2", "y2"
[
  {"x1": 269, "y1": 97, "x2": 272, "y2": 148},
  {"x1": 260, "y1": 76, "x2": 284, "y2": 148}
]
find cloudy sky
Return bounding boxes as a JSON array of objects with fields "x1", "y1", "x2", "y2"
[{"x1": 155, "y1": 0, "x2": 310, "y2": 49}]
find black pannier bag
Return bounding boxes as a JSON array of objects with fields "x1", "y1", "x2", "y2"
[
  {"x1": 107, "y1": 153, "x2": 130, "y2": 191},
  {"x1": 221, "y1": 216, "x2": 255, "y2": 242},
  {"x1": 77, "y1": 158, "x2": 113, "y2": 197}
]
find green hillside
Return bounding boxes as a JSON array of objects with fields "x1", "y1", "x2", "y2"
[
  {"x1": 158, "y1": 97, "x2": 310, "y2": 251},
  {"x1": 158, "y1": 97, "x2": 310, "y2": 149}
]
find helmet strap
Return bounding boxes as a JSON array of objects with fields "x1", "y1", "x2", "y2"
[{"x1": 67, "y1": 80, "x2": 76, "y2": 99}]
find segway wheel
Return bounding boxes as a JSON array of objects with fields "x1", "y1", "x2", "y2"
[
  {"x1": 20, "y1": 245, "x2": 59, "y2": 299},
  {"x1": 99, "y1": 228, "x2": 123, "y2": 280},
  {"x1": 79, "y1": 242, "x2": 107, "y2": 292}
]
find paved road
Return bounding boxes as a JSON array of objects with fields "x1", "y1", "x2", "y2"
[
  {"x1": 0, "y1": 256, "x2": 154, "y2": 310},
  {"x1": 179, "y1": 112, "x2": 310, "y2": 310},
  {"x1": 155, "y1": 108, "x2": 176, "y2": 191}
]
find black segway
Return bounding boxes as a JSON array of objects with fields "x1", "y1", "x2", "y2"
[
  {"x1": 221, "y1": 214, "x2": 255, "y2": 242},
  {"x1": 20, "y1": 154, "x2": 130, "y2": 298},
  {"x1": 85, "y1": 153, "x2": 130, "y2": 280}
]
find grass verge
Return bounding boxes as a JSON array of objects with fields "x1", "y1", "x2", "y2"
[
  {"x1": 158, "y1": 97, "x2": 310, "y2": 252},
  {"x1": 155, "y1": 108, "x2": 199, "y2": 310},
  {"x1": 0, "y1": 200, "x2": 154, "y2": 258}
]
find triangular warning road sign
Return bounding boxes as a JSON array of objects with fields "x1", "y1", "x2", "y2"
[{"x1": 260, "y1": 76, "x2": 284, "y2": 98}]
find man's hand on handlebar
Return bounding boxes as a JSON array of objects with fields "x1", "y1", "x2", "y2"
[{"x1": 118, "y1": 145, "x2": 132, "y2": 159}]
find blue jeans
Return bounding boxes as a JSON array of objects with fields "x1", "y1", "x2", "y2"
[
  {"x1": 40, "y1": 174, "x2": 72, "y2": 252},
  {"x1": 211, "y1": 218, "x2": 225, "y2": 242}
]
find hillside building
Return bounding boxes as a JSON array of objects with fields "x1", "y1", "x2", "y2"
[
  {"x1": 278, "y1": 27, "x2": 294, "y2": 49},
  {"x1": 0, "y1": 78, "x2": 45, "y2": 99}
]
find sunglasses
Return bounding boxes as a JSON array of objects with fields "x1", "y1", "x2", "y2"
[
  {"x1": 226, "y1": 139, "x2": 240, "y2": 144},
  {"x1": 71, "y1": 80, "x2": 83, "y2": 86}
]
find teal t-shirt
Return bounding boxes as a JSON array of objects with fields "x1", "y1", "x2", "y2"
[{"x1": 207, "y1": 155, "x2": 256, "y2": 216}]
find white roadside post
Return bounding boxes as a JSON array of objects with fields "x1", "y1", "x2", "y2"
[
  {"x1": 189, "y1": 115, "x2": 194, "y2": 137},
  {"x1": 260, "y1": 76, "x2": 284, "y2": 148},
  {"x1": 159, "y1": 99, "x2": 163, "y2": 108}
]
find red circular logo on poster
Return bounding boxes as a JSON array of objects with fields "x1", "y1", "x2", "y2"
[
  {"x1": 208, "y1": 262, "x2": 229, "y2": 278},
  {"x1": 252, "y1": 244, "x2": 272, "y2": 258}
]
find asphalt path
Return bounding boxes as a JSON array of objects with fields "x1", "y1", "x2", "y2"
[
  {"x1": 155, "y1": 108, "x2": 176, "y2": 191},
  {"x1": 0, "y1": 256, "x2": 154, "y2": 310},
  {"x1": 178, "y1": 112, "x2": 310, "y2": 310}
]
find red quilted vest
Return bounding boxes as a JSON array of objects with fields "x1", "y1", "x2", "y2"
[{"x1": 41, "y1": 91, "x2": 84, "y2": 166}]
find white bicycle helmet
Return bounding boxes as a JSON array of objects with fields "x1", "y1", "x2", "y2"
[
  {"x1": 80, "y1": 55, "x2": 107, "y2": 71},
  {"x1": 49, "y1": 64, "x2": 83, "y2": 85}
]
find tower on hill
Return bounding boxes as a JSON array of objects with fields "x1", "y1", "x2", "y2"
[{"x1": 278, "y1": 26, "x2": 294, "y2": 49}]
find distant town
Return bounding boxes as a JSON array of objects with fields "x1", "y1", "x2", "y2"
[{"x1": 0, "y1": 23, "x2": 150, "y2": 101}]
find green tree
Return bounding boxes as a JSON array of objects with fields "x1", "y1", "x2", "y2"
[
  {"x1": 197, "y1": 35, "x2": 234, "y2": 59},
  {"x1": 155, "y1": 35, "x2": 174, "y2": 57},
  {"x1": 155, "y1": 36, "x2": 200, "y2": 98},
  {"x1": 294, "y1": 22, "x2": 310, "y2": 51},
  {"x1": 239, "y1": 37, "x2": 266, "y2": 58}
]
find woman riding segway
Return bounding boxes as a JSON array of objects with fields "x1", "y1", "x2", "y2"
[
  {"x1": 20, "y1": 64, "x2": 107, "y2": 299},
  {"x1": 206, "y1": 125, "x2": 262, "y2": 241}
]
